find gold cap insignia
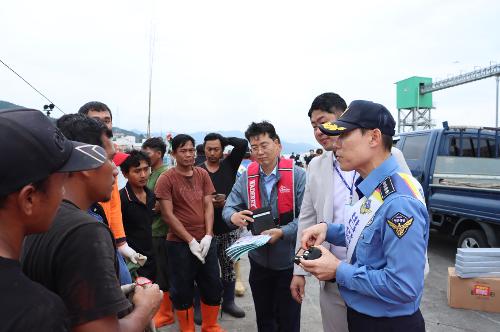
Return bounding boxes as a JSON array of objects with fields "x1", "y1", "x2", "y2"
[{"x1": 322, "y1": 122, "x2": 346, "y2": 131}]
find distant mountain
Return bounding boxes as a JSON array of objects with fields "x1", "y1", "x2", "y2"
[
  {"x1": 113, "y1": 127, "x2": 146, "y2": 143},
  {"x1": 0, "y1": 100, "x2": 22, "y2": 110}
]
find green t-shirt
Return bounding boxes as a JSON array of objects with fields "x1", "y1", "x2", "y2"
[{"x1": 148, "y1": 164, "x2": 169, "y2": 237}]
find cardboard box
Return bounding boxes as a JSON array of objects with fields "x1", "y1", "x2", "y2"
[{"x1": 447, "y1": 267, "x2": 500, "y2": 313}]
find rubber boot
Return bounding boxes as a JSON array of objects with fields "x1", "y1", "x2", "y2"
[
  {"x1": 194, "y1": 287, "x2": 202, "y2": 325},
  {"x1": 221, "y1": 280, "x2": 245, "y2": 318},
  {"x1": 234, "y1": 261, "x2": 246, "y2": 297},
  {"x1": 200, "y1": 302, "x2": 226, "y2": 332},
  {"x1": 153, "y1": 292, "x2": 175, "y2": 327},
  {"x1": 175, "y1": 307, "x2": 195, "y2": 332}
]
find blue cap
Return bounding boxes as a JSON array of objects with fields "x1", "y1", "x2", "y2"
[{"x1": 319, "y1": 100, "x2": 396, "y2": 136}]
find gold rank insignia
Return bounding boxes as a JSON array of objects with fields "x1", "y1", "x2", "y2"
[
  {"x1": 322, "y1": 122, "x2": 346, "y2": 131},
  {"x1": 360, "y1": 199, "x2": 372, "y2": 214},
  {"x1": 387, "y1": 212, "x2": 414, "y2": 238}
]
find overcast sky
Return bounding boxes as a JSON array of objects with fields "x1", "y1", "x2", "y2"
[{"x1": 1, "y1": 0, "x2": 499, "y2": 145}]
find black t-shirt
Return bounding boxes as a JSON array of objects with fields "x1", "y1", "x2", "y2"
[
  {"x1": 199, "y1": 137, "x2": 247, "y2": 235},
  {"x1": 21, "y1": 200, "x2": 131, "y2": 327},
  {"x1": 0, "y1": 256, "x2": 69, "y2": 332},
  {"x1": 119, "y1": 183, "x2": 156, "y2": 280}
]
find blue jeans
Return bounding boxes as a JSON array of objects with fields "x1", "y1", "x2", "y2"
[
  {"x1": 166, "y1": 240, "x2": 222, "y2": 310},
  {"x1": 117, "y1": 250, "x2": 132, "y2": 285}
]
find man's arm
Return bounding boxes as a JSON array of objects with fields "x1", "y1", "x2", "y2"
[
  {"x1": 225, "y1": 137, "x2": 248, "y2": 171},
  {"x1": 159, "y1": 199, "x2": 195, "y2": 243},
  {"x1": 293, "y1": 170, "x2": 316, "y2": 276},
  {"x1": 203, "y1": 194, "x2": 215, "y2": 235},
  {"x1": 73, "y1": 285, "x2": 162, "y2": 332},
  {"x1": 280, "y1": 167, "x2": 306, "y2": 242},
  {"x1": 222, "y1": 173, "x2": 248, "y2": 230}
]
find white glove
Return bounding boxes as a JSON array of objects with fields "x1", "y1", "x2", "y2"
[
  {"x1": 199, "y1": 235, "x2": 213, "y2": 258},
  {"x1": 118, "y1": 243, "x2": 145, "y2": 264},
  {"x1": 188, "y1": 238, "x2": 205, "y2": 264},
  {"x1": 136, "y1": 253, "x2": 148, "y2": 267}
]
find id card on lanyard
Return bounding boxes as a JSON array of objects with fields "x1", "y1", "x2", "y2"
[{"x1": 333, "y1": 160, "x2": 356, "y2": 208}]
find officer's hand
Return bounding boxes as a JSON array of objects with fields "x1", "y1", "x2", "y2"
[
  {"x1": 230, "y1": 210, "x2": 254, "y2": 227},
  {"x1": 290, "y1": 275, "x2": 306, "y2": 304},
  {"x1": 132, "y1": 283, "x2": 163, "y2": 319},
  {"x1": 299, "y1": 245, "x2": 340, "y2": 281},
  {"x1": 300, "y1": 223, "x2": 328, "y2": 249},
  {"x1": 261, "y1": 228, "x2": 283, "y2": 244}
]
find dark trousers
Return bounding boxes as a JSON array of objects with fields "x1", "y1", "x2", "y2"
[
  {"x1": 166, "y1": 240, "x2": 222, "y2": 310},
  {"x1": 347, "y1": 307, "x2": 425, "y2": 332},
  {"x1": 152, "y1": 236, "x2": 169, "y2": 290},
  {"x1": 249, "y1": 258, "x2": 301, "y2": 332}
]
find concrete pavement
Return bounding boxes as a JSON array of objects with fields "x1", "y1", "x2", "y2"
[{"x1": 160, "y1": 230, "x2": 500, "y2": 331}]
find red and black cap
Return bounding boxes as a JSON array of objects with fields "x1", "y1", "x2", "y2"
[
  {"x1": 319, "y1": 100, "x2": 396, "y2": 137},
  {"x1": 0, "y1": 108, "x2": 107, "y2": 196}
]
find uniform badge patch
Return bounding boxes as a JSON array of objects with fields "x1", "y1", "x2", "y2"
[
  {"x1": 379, "y1": 177, "x2": 396, "y2": 200},
  {"x1": 387, "y1": 212, "x2": 414, "y2": 238},
  {"x1": 360, "y1": 199, "x2": 372, "y2": 214}
]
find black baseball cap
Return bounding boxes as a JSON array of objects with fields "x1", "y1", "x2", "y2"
[
  {"x1": 319, "y1": 100, "x2": 396, "y2": 137},
  {"x1": 0, "y1": 108, "x2": 107, "y2": 196}
]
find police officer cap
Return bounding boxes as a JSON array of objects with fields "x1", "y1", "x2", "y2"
[{"x1": 319, "y1": 100, "x2": 396, "y2": 137}]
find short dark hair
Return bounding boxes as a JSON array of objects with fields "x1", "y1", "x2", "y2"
[
  {"x1": 203, "y1": 133, "x2": 227, "y2": 149},
  {"x1": 308, "y1": 93, "x2": 347, "y2": 118},
  {"x1": 142, "y1": 137, "x2": 167, "y2": 158},
  {"x1": 56, "y1": 114, "x2": 111, "y2": 147},
  {"x1": 360, "y1": 128, "x2": 392, "y2": 152},
  {"x1": 245, "y1": 121, "x2": 279, "y2": 142},
  {"x1": 121, "y1": 150, "x2": 151, "y2": 174},
  {"x1": 78, "y1": 101, "x2": 112, "y2": 120},
  {"x1": 171, "y1": 134, "x2": 195, "y2": 152},
  {"x1": 196, "y1": 144, "x2": 205, "y2": 155}
]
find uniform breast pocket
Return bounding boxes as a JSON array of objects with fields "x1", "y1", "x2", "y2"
[{"x1": 357, "y1": 227, "x2": 381, "y2": 265}]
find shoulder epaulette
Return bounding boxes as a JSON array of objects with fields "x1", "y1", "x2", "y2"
[{"x1": 378, "y1": 176, "x2": 396, "y2": 200}]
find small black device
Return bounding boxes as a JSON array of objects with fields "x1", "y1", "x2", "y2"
[
  {"x1": 247, "y1": 206, "x2": 276, "y2": 236},
  {"x1": 293, "y1": 247, "x2": 322, "y2": 265}
]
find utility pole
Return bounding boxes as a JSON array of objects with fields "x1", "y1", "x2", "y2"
[{"x1": 496, "y1": 75, "x2": 499, "y2": 128}]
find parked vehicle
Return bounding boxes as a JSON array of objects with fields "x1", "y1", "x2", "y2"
[{"x1": 395, "y1": 125, "x2": 500, "y2": 248}]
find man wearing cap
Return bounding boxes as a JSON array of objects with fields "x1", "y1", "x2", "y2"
[
  {"x1": 0, "y1": 108, "x2": 101, "y2": 331},
  {"x1": 22, "y1": 114, "x2": 162, "y2": 332},
  {"x1": 290, "y1": 93, "x2": 412, "y2": 332},
  {"x1": 299, "y1": 100, "x2": 428, "y2": 332}
]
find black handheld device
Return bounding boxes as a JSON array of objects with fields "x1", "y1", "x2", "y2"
[{"x1": 293, "y1": 247, "x2": 322, "y2": 265}]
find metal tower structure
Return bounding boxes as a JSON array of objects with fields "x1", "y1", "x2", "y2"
[{"x1": 396, "y1": 64, "x2": 500, "y2": 133}]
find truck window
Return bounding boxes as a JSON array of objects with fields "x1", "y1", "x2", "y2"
[
  {"x1": 448, "y1": 136, "x2": 499, "y2": 158},
  {"x1": 402, "y1": 134, "x2": 429, "y2": 160}
]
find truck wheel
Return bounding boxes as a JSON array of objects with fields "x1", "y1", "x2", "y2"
[{"x1": 458, "y1": 229, "x2": 488, "y2": 248}]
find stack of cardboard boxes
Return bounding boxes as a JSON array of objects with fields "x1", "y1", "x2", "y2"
[{"x1": 448, "y1": 248, "x2": 500, "y2": 313}]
